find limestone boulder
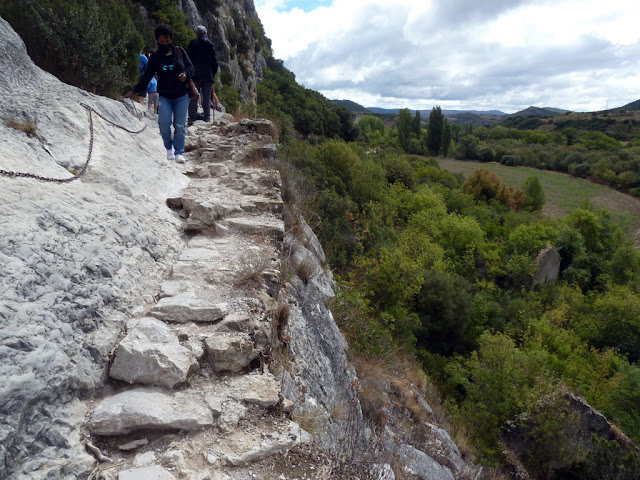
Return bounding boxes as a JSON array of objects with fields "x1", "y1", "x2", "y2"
[
  {"x1": 88, "y1": 387, "x2": 214, "y2": 435},
  {"x1": 204, "y1": 334, "x2": 256, "y2": 373},
  {"x1": 215, "y1": 420, "x2": 311, "y2": 466},
  {"x1": 109, "y1": 318, "x2": 198, "y2": 388},
  {"x1": 223, "y1": 373, "x2": 281, "y2": 407},
  {"x1": 396, "y1": 443, "x2": 455, "y2": 480}
]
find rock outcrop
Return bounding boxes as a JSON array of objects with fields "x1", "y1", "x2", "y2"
[
  {"x1": 0, "y1": 15, "x2": 187, "y2": 479},
  {"x1": 178, "y1": 0, "x2": 268, "y2": 104}
]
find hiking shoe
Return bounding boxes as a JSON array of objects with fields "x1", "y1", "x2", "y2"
[
  {"x1": 166, "y1": 149, "x2": 175, "y2": 161},
  {"x1": 175, "y1": 154, "x2": 185, "y2": 164}
]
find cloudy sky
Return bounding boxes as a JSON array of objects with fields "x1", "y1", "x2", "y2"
[{"x1": 253, "y1": 0, "x2": 640, "y2": 113}]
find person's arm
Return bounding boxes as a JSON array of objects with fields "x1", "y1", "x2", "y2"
[{"x1": 181, "y1": 47, "x2": 195, "y2": 79}]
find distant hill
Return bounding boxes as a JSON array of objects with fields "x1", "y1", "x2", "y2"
[
  {"x1": 619, "y1": 99, "x2": 640, "y2": 111},
  {"x1": 364, "y1": 107, "x2": 507, "y2": 127},
  {"x1": 331, "y1": 100, "x2": 372, "y2": 114},
  {"x1": 444, "y1": 112, "x2": 504, "y2": 127},
  {"x1": 509, "y1": 106, "x2": 568, "y2": 118},
  {"x1": 366, "y1": 107, "x2": 506, "y2": 116}
]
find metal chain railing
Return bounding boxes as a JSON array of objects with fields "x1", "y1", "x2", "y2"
[{"x1": 0, "y1": 102, "x2": 146, "y2": 183}]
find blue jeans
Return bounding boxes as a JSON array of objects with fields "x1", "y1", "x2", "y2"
[{"x1": 158, "y1": 94, "x2": 189, "y2": 155}]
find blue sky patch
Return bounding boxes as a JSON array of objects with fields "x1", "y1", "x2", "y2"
[{"x1": 277, "y1": 0, "x2": 331, "y2": 13}]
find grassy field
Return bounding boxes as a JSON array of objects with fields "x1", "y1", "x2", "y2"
[{"x1": 437, "y1": 158, "x2": 640, "y2": 243}]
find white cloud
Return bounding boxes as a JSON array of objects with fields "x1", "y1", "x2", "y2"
[{"x1": 254, "y1": 0, "x2": 640, "y2": 112}]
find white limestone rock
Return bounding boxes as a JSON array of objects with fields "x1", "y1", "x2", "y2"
[
  {"x1": 109, "y1": 318, "x2": 198, "y2": 388},
  {"x1": 216, "y1": 420, "x2": 310, "y2": 466},
  {"x1": 150, "y1": 295, "x2": 229, "y2": 323},
  {"x1": 88, "y1": 387, "x2": 214, "y2": 435},
  {"x1": 205, "y1": 395, "x2": 247, "y2": 432},
  {"x1": 222, "y1": 373, "x2": 281, "y2": 407},
  {"x1": 204, "y1": 334, "x2": 256, "y2": 373},
  {"x1": 0, "y1": 17, "x2": 189, "y2": 480},
  {"x1": 223, "y1": 216, "x2": 284, "y2": 237},
  {"x1": 396, "y1": 443, "x2": 455, "y2": 480},
  {"x1": 118, "y1": 465, "x2": 176, "y2": 480}
]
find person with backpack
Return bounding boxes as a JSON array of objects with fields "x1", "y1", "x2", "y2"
[
  {"x1": 124, "y1": 24, "x2": 194, "y2": 164},
  {"x1": 187, "y1": 25, "x2": 218, "y2": 124}
]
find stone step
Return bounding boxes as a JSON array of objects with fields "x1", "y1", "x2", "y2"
[
  {"x1": 207, "y1": 373, "x2": 281, "y2": 408},
  {"x1": 223, "y1": 216, "x2": 284, "y2": 238},
  {"x1": 88, "y1": 387, "x2": 214, "y2": 436},
  {"x1": 149, "y1": 295, "x2": 229, "y2": 323},
  {"x1": 109, "y1": 317, "x2": 198, "y2": 389},
  {"x1": 207, "y1": 420, "x2": 311, "y2": 467}
]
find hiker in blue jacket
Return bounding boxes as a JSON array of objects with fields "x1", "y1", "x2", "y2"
[
  {"x1": 124, "y1": 24, "x2": 194, "y2": 164},
  {"x1": 187, "y1": 25, "x2": 218, "y2": 124}
]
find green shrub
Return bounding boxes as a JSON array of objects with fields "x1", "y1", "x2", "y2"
[{"x1": 1, "y1": 0, "x2": 143, "y2": 96}]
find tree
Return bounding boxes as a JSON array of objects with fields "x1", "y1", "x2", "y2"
[
  {"x1": 396, "y1": 108, "x2": 413, "y2": 150},
  {"x1": 455, "y1": 134, "x2": 479, "y2": 160},
  {"x1": 412, "y1": 110, "x2": 422, "y2": 139},
  {"x1": 442, "y1": 119, "x2": 452, "y2": 157},
  {"x1": 427, "y1": 106, "x2": 445, "y2": 155},
  {"x1": 358, "y1": 115, "x2": 385, "y2": 139},
  {"x1": 522, "y1": 175, "x2": 546, "y2": 212}
]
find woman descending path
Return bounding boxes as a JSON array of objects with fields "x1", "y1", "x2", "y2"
[{"x1": 125, "y1": 24, "x2": 194, "y2": 164}]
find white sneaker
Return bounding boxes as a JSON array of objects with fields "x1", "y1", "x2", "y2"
[
  {"x1": 166, "y1": 149, "x2": 175, "y2": 161},
  {"x1": 175, "y1": 154, "x2": 185, "y2": 164}
]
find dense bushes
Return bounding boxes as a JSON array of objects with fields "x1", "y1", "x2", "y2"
[
  {"x1": 278, "y1": 134, "x2": 640, "y2": 473},
  {"x1": 1, "y1": 0, "x2": 144, "y2": 96}
]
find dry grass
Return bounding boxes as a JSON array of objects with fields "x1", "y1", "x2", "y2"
[
  {"x1": 271, "y1": 301, "x2": 290, "y2": 346},
  {"x1": 232, "y1": 250, "x2": 272, "y2": 290},
  {"x1": 355, "y1": 358, "x2": 392, "y2": 428},
  {"x1": 292, "y1": 406, "x2": 326, "y2": 436},
  {"x1": 4, "y1": 116, "x2": 37, "y2": 137},
  {"x1": 295, "y1": 257, "x2": 316, "y2": 284}
]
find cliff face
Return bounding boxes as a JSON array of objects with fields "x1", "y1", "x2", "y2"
[{"x1": 178, "y1": 0, "x2": 268, "y2": 104}]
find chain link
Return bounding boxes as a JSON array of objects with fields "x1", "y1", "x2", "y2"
[{"x1": 0, "y1": 102, "x2": 147, "y2": 183}]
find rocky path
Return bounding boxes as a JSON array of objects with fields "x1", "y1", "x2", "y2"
[{"x1": 84, "y1": 115, "x2": 310, "y2": 480}]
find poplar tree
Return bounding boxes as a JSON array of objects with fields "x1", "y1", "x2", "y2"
[
  {"x1": 396, "y1": 108, "x2": 413, "y2": 150},
  {"x1": 412, "y1": 111, "x2": 422, "y2": 139},
  {"x1": 442, "y1": 119, "x2": 452, "y2": 157},
  {"x1": 427, "y1": 106, "x2": 444, "y2": 155}
]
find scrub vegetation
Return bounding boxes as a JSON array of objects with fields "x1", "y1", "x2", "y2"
[{"x1": 273, "y1": 108, "x2": 640, "y2": 476}]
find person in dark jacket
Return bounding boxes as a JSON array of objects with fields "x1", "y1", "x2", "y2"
[
  {"x1": 187, "y1": 25, "x2": 218, "y2": 124},
  {"x1": 124, "y1": 24, "x2": 194, "y2": 164}
]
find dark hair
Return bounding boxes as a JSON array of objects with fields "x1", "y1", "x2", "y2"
[{"x1": 154, "y1": 24, "x2": 173, "y2": 41}]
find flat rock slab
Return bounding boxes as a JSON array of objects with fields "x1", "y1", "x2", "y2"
[
  {"x1": 109, "y1": 318, "x2": 198, "y2": 388},
  {"x1": 150, "y1": 295, "x2": 229, "y2": 323},
  {"x1": 219, "y1": 373, "x2": 281, "y2": 407},
  {"x1": 179, "y1": 248, "x2": 221, "y2": 262},
  {"x1": 215, "y1": 420, "x2": 311, "y2": 466},
  {"x1": 224, "y1": 217, "x2": 284, "y2": 237},
  {"x1": 118, "y1": 465, "x2": 176, "y2": 480},
  {"x1": 88, "y1": 387, "x2": 214, "y2": 436}
]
